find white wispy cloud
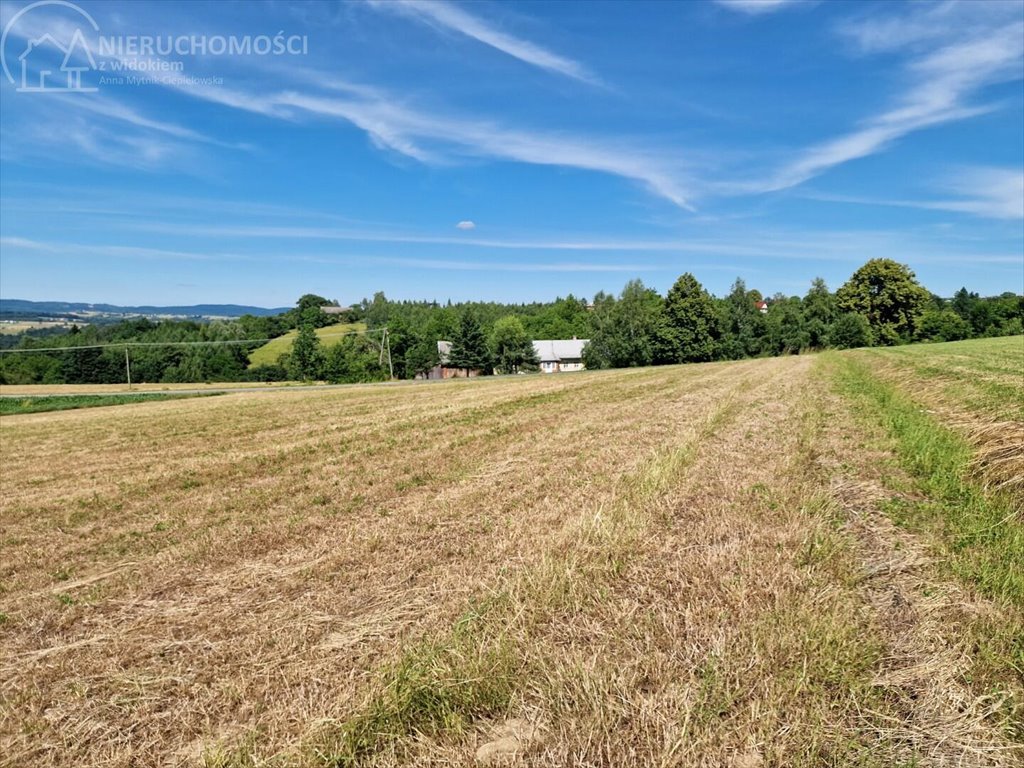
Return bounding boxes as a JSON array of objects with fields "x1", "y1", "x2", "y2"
[
  {"x1": 715, "y1": 0, "x2": 803, "y2": 15},
  {"x1": 455, "y1": 220, "x2": 476, "y2": 230},
  {"x1": 90, "y1": 219, "x2": 1021, "y2": 267},
  {"x1": 0, "y1": 236, "x2": 654, "y2": 272},
  {"x1": 359, "y1": 257, "x2": 647, "y2": 273},
  {"x1": 164, "y1": 82, "x2": 694, "y2": 208},
  {"x1": 366, "y1": 0, "x2": 598, "y2": 83},
  {"x1": 939, "y1": 166, "x2": 1024, "y2": 220},
  {"x1": 0, "y1": 236, "x2": 49, "y2": 250},
  {"x1": 804, "y1": 166, "x2": 1024, "y2": 221},
  {"x1": 0, "y1": 13, "x2": 247, "y2": 170},
  {"x1": 0, "y1": 102, "x2": 201, "y2": 172},
  {"x1": 0, "y1": 238, "x2": 251, "y2": 261},
  {"x1": 835, "y1": 0, "x2": 1020, "y2": 54},
  {"x1": 759, "y1": 3, "x2": 1024, "y2": 192},
  {"x1": 3, "y1": 0, "x2": 1019, "y2": 225},
  {"x1": 67, "y1": 96, "x2": 250, "y2": 150}
]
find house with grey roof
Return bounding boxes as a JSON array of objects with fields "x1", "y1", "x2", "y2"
[
  {"x1": 319, "y1": 305, "x2": 351, "y2": 316},
  {"x1": 532, "y1": 338, "x2": 588, "y2": 373}
]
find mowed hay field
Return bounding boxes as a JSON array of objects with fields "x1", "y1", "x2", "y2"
[{"x1": 1, "y1": 338, "x2": 1022, "y2": 767}]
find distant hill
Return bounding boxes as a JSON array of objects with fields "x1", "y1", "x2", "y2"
[{"x1": 0, "y1": 299, "x2": 290, "y2": 318}]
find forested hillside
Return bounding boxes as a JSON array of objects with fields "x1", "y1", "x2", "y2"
[{"x1": 1, "y1": 259, "x2": 1020, "y2": 386}]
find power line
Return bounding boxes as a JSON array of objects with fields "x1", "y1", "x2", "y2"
[
  {"x1": 0, "y1": 326, "x2": 395, "y2": 385},
  {"x1": 0, "y1": 327, "x2": 386, "y2": 354}
]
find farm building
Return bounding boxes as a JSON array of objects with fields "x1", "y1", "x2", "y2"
[
  {"x1": 426, "y1": 340, "x2": 482, "y2": 379},
  {"x1": 533, "y1": 338, "x2": 588, "y2": 373},
  {"x1": 320, "y1": 305, "x2": 347, "y2": 315},
  {"x1": 755, "y1": 300, "x2": 768, "y2": 314}
]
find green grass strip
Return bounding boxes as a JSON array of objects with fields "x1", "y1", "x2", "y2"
[
  {"x1": 829, "y1": 353, "x2": 1024, "y2": 606},
  {"x1": 0, "y1": 392, "x2": 222, "y2": 415}
]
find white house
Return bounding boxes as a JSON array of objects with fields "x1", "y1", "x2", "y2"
[{"x1": 533, "y1": 338, "x2": 588, "y2": 373}]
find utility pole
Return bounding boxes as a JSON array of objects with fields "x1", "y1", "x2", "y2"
[
  {"x1": 125, "y1": 346, "x2": 132, "y2": 390},
  {"x1": 385, "y1": 328, "x2": 394, "y2": 380}
]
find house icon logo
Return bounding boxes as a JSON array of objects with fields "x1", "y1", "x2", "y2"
[{"x1": 2, "y1": 1, "x2": 100, "y2": 93}]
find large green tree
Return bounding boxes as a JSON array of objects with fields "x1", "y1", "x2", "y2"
[
  {"x1": 583, "y1": 280, "x2": 667, "y2": 369},
  {"x1": 449, "y1": 308, "x2": 491, "y2": 375},
  {"x1": 290, "y1": 294, "x2": 338, "y2": 328},
  {"x1": 60, "y1": 346, "x2": 107, "y2": 384},
  {"x1": 287, "y1": 322, "x2": 325, "y2": 380},
  {"x1": 803, "y1": 277, "x2": 836, "y2": 348},
  {"x1": 950, "y1": 287, "x2": 979, "y2": 321},
  {"x1": 377, "y1": 316, "x2": 413, "y2": 380},
  {"x1": 763, "y1": 295, "x2": 807, "y2": 355},
  {"x1": 916, "y1": 309, "x2": 971, "y2": 342},
  {"x1": 405, "y1": 338, "x2": 440, "y2": 378},
  {"x1": 324, "y1": 335, "x2": 388, "y2": 383},
  {"x1": 835, "y1": 259, "x2": 929, "y2": 345},
  {"x1": 719, "y1": 277, "x2": 765, "y2": 359},
  {"x1": 523, "y1": 294, "x2": 592, "y2": 340},
  {"x1": 490, "y1": 315, "x2": 539, "y2": 374},
  {"x1": 663, "y1": 273, "x2": 719, "y2": 362},
  {"x1": 828, "y1": 313, "x2": 873, "y2": 349},
  {"x1": 363, "y1": 291, "x2": 390, "y2": 329}
]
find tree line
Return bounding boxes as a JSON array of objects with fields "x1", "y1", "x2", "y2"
[
  {"x1": 1, "y1": 258, "x2": 1020, "y2": 385},
  {"x1": 582, "y1": 259, "x2": 1021, "y2": 368}
]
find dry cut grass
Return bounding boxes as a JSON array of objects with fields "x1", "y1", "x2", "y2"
[
  {"x1": 964, "y1": 420, "x2": 1024, "y2": 502},
  {"x1": 1, "y1": 349, "x2": 1021, "y2": 767},
  {"x1": 849, "y1": 336, "x2": 1024, "y2": 510}
]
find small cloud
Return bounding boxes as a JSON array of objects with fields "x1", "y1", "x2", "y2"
[
  {"x1": 456, "y1": 220, "x2": 476, "y2": 230},
  {"x1": 715, "y1": 0, "x2": 802, "y2": 14}
]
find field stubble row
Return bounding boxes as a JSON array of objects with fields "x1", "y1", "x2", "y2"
[
  {"x1": 1, "y1": 343, "x2": 1021, "y2": 767},
  {"x1": 2, "y1": 362, "x2": 760, "y2": 765}
]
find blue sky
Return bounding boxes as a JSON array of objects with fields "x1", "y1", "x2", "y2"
[{"x1": 0, "y1": 0, "x2": 1021, "y2": 307}]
